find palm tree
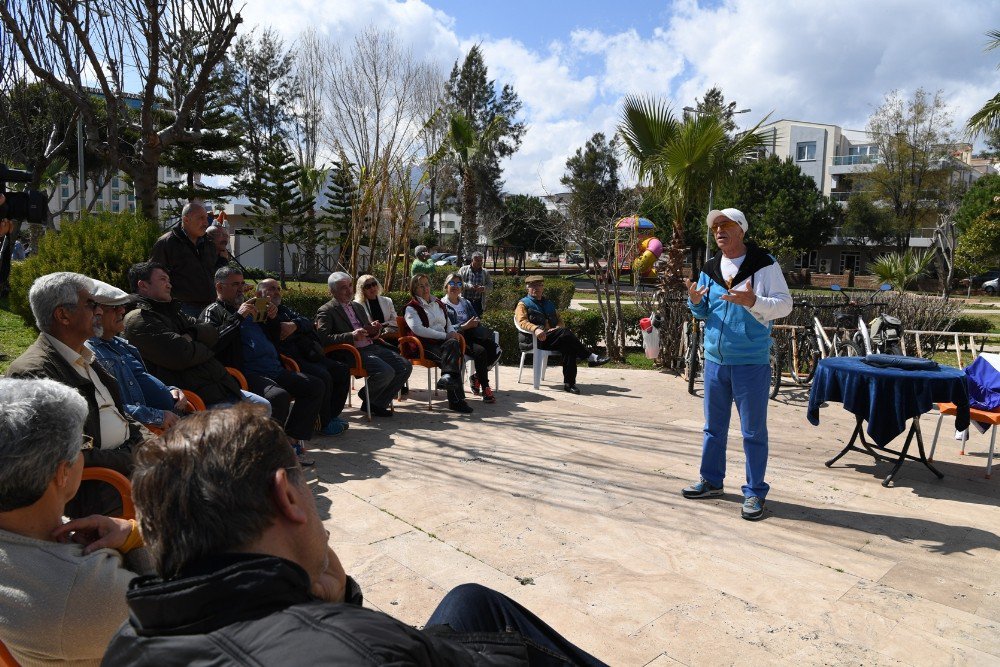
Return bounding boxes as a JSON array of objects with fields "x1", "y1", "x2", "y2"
[
  {"x1": 967, "y1": 30, "x2": 1000, "y2": 140},
  {"x1": 618, "y1": 96, "x2": 768, "y2": 287},
  {"x1": 871, "y1": 249, "x2": 934, "y2": 293},
  {"x1": 431, "y1": 112, "x2": 506, "y2": 260}
]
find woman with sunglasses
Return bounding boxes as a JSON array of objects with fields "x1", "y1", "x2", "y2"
[
  {"x1": 353, "y1": 274, "x2": 399, "y2": 337},
  {"x1": 442, "y1": 273, "x2": 499, "y2": 403}
]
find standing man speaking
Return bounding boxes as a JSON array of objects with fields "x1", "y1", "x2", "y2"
[{"x1": 681, "y1": 208, "x2": 792, "y2": 521}]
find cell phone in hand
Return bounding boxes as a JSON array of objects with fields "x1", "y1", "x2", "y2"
[{"x1": 253, "y1": 297, "x2": 269, "y2": 322}]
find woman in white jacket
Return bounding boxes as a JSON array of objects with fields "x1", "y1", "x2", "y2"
[
  {"x1": 354, "y1": 274, "x2": 399, "y2": 336},
  {"x1": 402, "y1": 274, "x2": 473, "y2": 413}
]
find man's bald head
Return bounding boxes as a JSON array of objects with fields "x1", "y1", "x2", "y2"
[{"x1": 181, "y1": 202, "x2": 209, "y2": 240}]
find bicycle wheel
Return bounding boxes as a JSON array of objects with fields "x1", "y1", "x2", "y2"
[
  {"x1": 790, "y1": 335, "x2": 819, "y2": 385},
  {"x1": 834, "y1": 339, "x2": 861, "y2": 357},
  {"x1": 769, "y1": 347, "x2": 782, "y2": 399},
  {"x1": 686, "y1": 328, "x2": 700, "y2": 395}
]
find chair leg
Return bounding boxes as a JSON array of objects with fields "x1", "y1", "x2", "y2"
[
  {"x1": 518, "y1": 352, "x2": 527, "y2": 384},
  {"x1": 532, "y1": 355, "x2": 542, "y2": 390},
  {"x1": 961, "y1": 428, "x2": 969, "y2": 455},
  {"x1": 988, "y1": 427, "x2": 996, "y2": 479},
  {"x1": 364, "y1": 379, "x2": 371, "y2": 422},
  {"x1": 540, "y1": 353, "x2": 549, "y2": 381},
  {"x1": 427, "y1": 367, "x2": 433, "y2": 410},
  {"x1": 929, "y1": 413, "x2": 944, "y2": 461}
]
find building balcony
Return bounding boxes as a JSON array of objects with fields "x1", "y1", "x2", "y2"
[{"x1": 832, "y1": 154, "x2": 878, "y2": 166}]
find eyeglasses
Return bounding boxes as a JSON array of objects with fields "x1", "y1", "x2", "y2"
[
  {"x1": 227, "y1": 281, "x2": 247, "y2": 288},
  {"x1": 81, "y1": 434, "x2": 94, "y2": 451},
  {"x1": 447, "y1": 280, "x2": 463, "y2": 287}
]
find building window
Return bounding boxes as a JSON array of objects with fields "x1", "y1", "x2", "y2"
[
  {"x1": 796, "y1": 141, "x2": 817, "y2": 161},
  {"x1": 794, "y1": 250, "x2": 818, "y2": 269},
  {"x1": 61, "y1": 185, "x2": 70, "y2": 199},
  {"x1": 112, "y1": 200, "x2": 121, "y2": 213},
  {"x1": 840, "y1": 252, "x2": 861, "y2": 274},
  {"x1": 61, "y1": 174, "x2": 70, "y2": 185}
]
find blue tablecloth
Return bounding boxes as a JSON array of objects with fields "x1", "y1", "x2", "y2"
[{"x1": 807, "y1": 357, "x2": 970, "y2": 446}]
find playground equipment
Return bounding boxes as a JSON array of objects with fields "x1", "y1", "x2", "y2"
[{"x1": 614, "y1": 216, "x2": 663, "y2": 282}]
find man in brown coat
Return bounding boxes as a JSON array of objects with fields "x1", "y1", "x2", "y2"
[{"x1": 6, "y1": 272, "x2": 144, "y2": 517}]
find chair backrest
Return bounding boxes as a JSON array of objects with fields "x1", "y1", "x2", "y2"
[
  {"x1": 80, "y1": 467, "x2": 135, "y2": 520},
  {"x1": 225, "y1": 367, "x2": 248, "y2": 390},
  {"x1": 0, "y1": 638, "x2": 20, "y2": 667},
  {"x1": 280, "y1": 354, "x2": 301, "y2": 373},
  {"x1": 513, "y1": 315, "x2": 531, "y2": 335},
  {"x1": 181, "y1": 389, "x2": 207, "y2": 412}
]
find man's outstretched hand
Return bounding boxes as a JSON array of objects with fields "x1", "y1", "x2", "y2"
[
  {"x1": 720, "y1": 282, "x2": 756, "y2": 307},
  {"x1": 685, "y1": 279, "x2": 709, "y2": 305}
]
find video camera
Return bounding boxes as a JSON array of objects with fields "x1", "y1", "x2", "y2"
[{"x1": 0, "y1": 165, "x2": 47, "y2": 225}]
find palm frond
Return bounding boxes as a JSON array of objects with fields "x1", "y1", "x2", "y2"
[
  {"x1": 967, "y1": 92, "x2": 1000, "y2": 139},
  {"x1": 617, "y1": 95, "x2": 678, "y2": 182}
]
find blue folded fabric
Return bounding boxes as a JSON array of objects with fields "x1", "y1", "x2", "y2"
[{"x1": 862, "y1": 354, "x2": 938, "y2": 371}]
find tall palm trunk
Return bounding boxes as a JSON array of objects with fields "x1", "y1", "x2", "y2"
[{"x1": 461, "y1": 165, "x2": 478, "y2": 257}]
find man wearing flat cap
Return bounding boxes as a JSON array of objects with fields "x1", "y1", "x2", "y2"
[
  {"x1": 410, "y1": 245, "x2": 436, "y2": 277},
  {"x1": 86, "y1": 279, "x2": 192, "y2": 431},
  {"x1": 515, "y1": 275, "x2": 608, "y2": 394},
  {"x1": 682, "y1": 208, "x2": 792, "y2": 521}
]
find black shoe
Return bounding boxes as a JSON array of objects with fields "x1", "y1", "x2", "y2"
[
  {"x1": 448, "y1": 400, "x2": 473, "y2": 413},
  {"x1": 588, "y1": 356, "x2": 610, "y2": 367},
  {"x1": 436, "y1": 373, "x2": 461, "y2": 391},
  {"x1": 563, "y1": 383, "x2": 580, "y2": 394},
  {"x1": 360, "y1": 402, "x2": 393, "y2": 418}
]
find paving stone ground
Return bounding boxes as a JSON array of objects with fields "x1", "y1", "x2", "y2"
[{"x1": 306, "y1": 364, "x2": 1000, "y2": 667}]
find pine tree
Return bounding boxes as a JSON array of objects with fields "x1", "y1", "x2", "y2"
[
  {"x1": 320, "y1": 160, "x2": 358, "y2": 269},
  {"x1": 246, "y1": 137, "x2": 312, "y2": 286}
]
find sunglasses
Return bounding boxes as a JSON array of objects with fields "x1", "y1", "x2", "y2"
[
  {"x1": 447, "y1": 280, "x2": 463, "y2": 287},
  {"x1": 363, "y1": 282, "x2": 378, "y2": 289}
]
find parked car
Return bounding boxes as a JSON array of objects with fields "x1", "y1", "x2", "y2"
[
  {"x1": 434, "y1": 254, "x2": 458, "y2": 267},
  {"x1": 539, "y1": 252, "x2": 552, "y2": 262},
  {"x1": 966, "y1": 270, "x2": 1000, "y2": 289},
  {"x1": 567, "y1": 252, "x2": 584, "y2": 263},
  {"x1": 984, "y1": 277, "x2": 998, "y2": 295},
  {"x1": 528, "y1": 252, "x2": 541, "y2": 261},
  {"x1": 430, "y1": 252, "x2": 448, "y2": 261}
]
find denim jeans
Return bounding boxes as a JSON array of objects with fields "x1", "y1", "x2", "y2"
[
  {"x1": 701, "y1": 360, "x2": 771, "y2": 499},
  {"x1": 426, "y1": 583, "x2": 607, "y2": 667},
  {"x1": 208, "y1": 390, "x2": 272, "y2": 418}
]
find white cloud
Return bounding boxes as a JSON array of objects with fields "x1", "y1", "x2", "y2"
[{"x1": 570, "y1": 27, "x2": 685, "y2": 98}]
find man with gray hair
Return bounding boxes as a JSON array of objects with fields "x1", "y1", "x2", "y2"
[
  {"x1": 205, "y1": 224, "x2": 233, "y2": 269},
  {"x1": 6, "y1": 272, "x2": 143, "y2": 517},
  {"x1": 316, "y1": 272, "x2": 411, "y2": 418},
  {"x1": 458, "y1": 251, "x2": 492, "y2": 316},
  {"x1": 151, "y1": 201, "x2": 218, "y2": 317},
  {"x1": 0, "y1": 377, "x2": 151, "y2": 665}
]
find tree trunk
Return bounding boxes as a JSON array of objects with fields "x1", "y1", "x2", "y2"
[
  {"x1": 461, "y1": 166, "x2": 478, "y2": 261},
  {"x1": 132, "y1": 163, "x2": 160, "y2": 221},
  {"x1": 277, "y1": 223, "x2": 287, "y2": 288}
]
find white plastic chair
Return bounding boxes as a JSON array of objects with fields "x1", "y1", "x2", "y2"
[
  {"x1": 464, "y1": 329, "x2": 501, "y2": 391},
  {"x1": 514, "y1": 317, "x2": 558, "y2": 389}
]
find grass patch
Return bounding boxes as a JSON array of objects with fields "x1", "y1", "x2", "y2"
[{"x1": 0, "y1": 301, "x2": 36, "y2": 374}]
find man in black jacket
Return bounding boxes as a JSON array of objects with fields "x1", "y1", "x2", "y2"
[
  {"x1": 103, "y1": 406, "x2": 606, "y2": 666},
  {"x1": 200, "y1": 266, "x2": 324, "y2": 466},
  {"x1": 150, "y1": 202, "x2": 218, "y2": 318}
]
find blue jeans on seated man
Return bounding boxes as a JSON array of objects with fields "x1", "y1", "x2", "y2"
[
  {"x1": 208, "y1": 390, "x2": 272, "y2": 417},
  {"x1": 701, "y1": 360, "x2": 771, "y2": 499},
  {"x1": 426, "y1": 583, "x2": 607, "y2": 666}
]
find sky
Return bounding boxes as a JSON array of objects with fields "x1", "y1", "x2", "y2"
[{"x1": 234, "y1": 0, "x2": 1000, "y2": 197}]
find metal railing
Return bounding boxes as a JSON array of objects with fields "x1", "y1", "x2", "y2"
[{"x1": 831, "y1": 154, "x2": 878, "y2": 166}]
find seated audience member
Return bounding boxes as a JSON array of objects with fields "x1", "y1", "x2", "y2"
[
  {"x1": 102, "y1": 406, "x2": 607, "y2": 667},
  {"x1": 316, "y1": 272, "x2": 411, "y2": 418},
  {"x1": 122, "y1": 261, "x2": 270, "y2": 413},
  {"x1": 204, "y1": 224, "x2": 233, "y2": 269},
  {"x1": 258, "y1": 278, "x2": 350, "y2": 437},
  {"x1": 0, "y1": 378, "x2": 152, "y2": 666},
  {"x1": 86, "y1": 280, "x2": 191, "y2": 430},
  {"x1": 403, "y1": 273, "x2": 473, "y2": 413},
  {"x1": 515, "y1": 275, "x2": 609, "y2": 394},
  {"x1": 354, "y1": 274, "x2": 399, "y2": 336},
  {"x1": 6, "y1": 272, "x2": 143, "y2": 517},
  {"x1": 442, "y1": 272, "x2": 500, "y2": 404},
  {"x1": 457, "y1": 251, "x2": 492, "y2": 316},
  {"x1": 201, "y1": 267, "x2": 324, "y2": 466}
]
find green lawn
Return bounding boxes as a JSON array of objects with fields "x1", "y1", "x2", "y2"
[{"x1": 0, "y1": 302, "x2": 36, "y2": 374}]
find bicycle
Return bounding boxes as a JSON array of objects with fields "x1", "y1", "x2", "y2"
[
  {"x1": 681, "y1": 315, "x2": 704, "y2": 395},
  {"x1": 769, "y1": 339, "x2": 782, "y2": 399}
]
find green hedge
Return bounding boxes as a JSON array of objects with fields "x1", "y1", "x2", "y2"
[
  {"x1": 8, "y1": 212, "x2": 160, "y2": 327},
  {"x1": 280, "y1": 286, "x2": 331, "y2": 319},
  {"x1": 486, "y1": 278, "x2": 574, "y2": 312},
  {"x1": 948, "y1": 315, "x2": 995, "y2": 333}
]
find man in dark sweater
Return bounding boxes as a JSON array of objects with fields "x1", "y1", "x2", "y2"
[
  {"x1": 150, "y1": 202, "x2": 217, "y2": 318},
  {"x1": 103, "y1": 406, "x2": 607, "y2": 666}
]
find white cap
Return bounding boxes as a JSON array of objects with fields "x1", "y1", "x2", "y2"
[
  {"x1": 90, "y1": 279, "x2": 134, "y2": 306},
  {"x1": 706, "y1": 208, "x2": 749, "y2": 233}
]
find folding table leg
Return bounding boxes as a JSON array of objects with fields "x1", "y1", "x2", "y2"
[
  {"x1": 929, "y1": 412, "x2": 944, "y2": 462},
  {"x1": 988, "y1": 427, "x2": 996, "y2": 479}
]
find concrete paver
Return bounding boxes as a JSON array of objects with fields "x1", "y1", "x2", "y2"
[{"x1": 309, "y1": 364, "x2": 1000, "y2": 666}]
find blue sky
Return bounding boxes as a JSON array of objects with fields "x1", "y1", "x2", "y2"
[{"x1": 236, "y1": 0, "x2": 1000, "y2": 195}]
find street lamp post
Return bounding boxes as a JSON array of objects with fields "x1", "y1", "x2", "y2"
[{"x1": 683, "y1": 105, "x2": 751, "y2": 262}]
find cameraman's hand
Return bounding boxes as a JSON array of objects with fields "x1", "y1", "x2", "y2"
[
  {"x1": 266, "y1": 303, "x2": 278, "y2": 320},
  {"x1": 279, "y1": 321, "x2": 297, "y2": 340},
  {"x1": 352, "y1": 328, "x2": 369, "y2": 342}
]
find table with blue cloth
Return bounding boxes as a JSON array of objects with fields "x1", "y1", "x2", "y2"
[{"x1": 806, "y1": 356, "x2": 970, "y2": 487}]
